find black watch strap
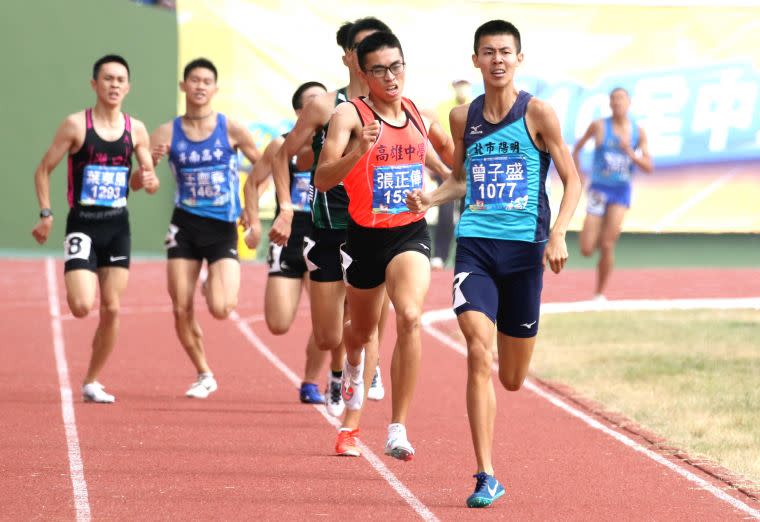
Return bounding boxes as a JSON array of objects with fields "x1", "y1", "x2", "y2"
[{"x1": 39, "y1": 208, "x2": 53, "y2": 218}]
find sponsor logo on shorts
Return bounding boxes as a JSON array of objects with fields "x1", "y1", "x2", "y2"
[
  {"x1": 109, "y1": 255, "x2": 128, "y2": 262},
  {"x1": 418, "y1": 243, "x2": 429, "y2": 251},
  {"x1": 521, "y1": 320, "x2": 537, "y2": 329}
]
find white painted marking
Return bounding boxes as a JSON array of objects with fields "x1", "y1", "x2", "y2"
[
  {"x1": 421, "y1": 304, "x2": 760, "y2": 520},
  {"x1": 230, "y1": 311, "x2": 438, "y2": 522},
  {"x1": 46, "y1": 257, "x2": 91, "y2": 522},
  {"x1": 421, "y1": 296, "x2": 760, "y2": 325},
  {"x1": 654, "y1": 169, "x2": 739, "y2": 233}
]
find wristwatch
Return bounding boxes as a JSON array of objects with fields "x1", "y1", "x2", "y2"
[{"x1": 39, "y1": 208, "x2": 53, "y2": 219}]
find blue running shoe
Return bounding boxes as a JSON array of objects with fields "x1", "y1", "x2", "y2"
[
  {"x1": 299, "y1": 382, "x2": 325, "y2": 404},
  {"x1": 466, "y1": 472, "x2": 505, "y2": 508}
]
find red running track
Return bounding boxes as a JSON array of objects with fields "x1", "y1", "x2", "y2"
[{"x1": 1, "y1": 258, "x2": 759, "y2": 520}]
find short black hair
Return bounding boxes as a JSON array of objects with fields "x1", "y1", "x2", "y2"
[
  {"x1": 336, "y1": 21, "x2": 354, "y2": 51},
  {"x1": 473, "y1": 19, "x2": 522, "y2": 55},
  {"x1": 346, "y1": 17, "x2": 391, "y2": 50},
  {"x1": 356, "y1": 31, "x2": 403, "y2": 71},
  {"x1": 92, "y1": 54, "x2": 130, "y2": 80},
  {"x1": 610, "y1": 86, "x2": 630, "y2": 97},
  {"x1": 183, "y1": 58, "x2": 218, "y2": 81},
  {"x1": 292, "y1": 81, "x2": 327, "y2": 110}
]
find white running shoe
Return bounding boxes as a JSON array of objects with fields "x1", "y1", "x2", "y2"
[
  {"x1": 185, "y1": 374, "x2": 218, "y2": 399},
  {"x1": 592, "y1": 294, "x2": 607, "y2": 302},
  {"x1": 82, "y1": 382, "x2": 115, "y2": 403},
  {"x1": 385, "y1": 423, "x2": 415, "y2": 461},
  {"x1": 341, "y1": 350, "x2": 365, "y2": 411},
  {"x1": 367, "y1": 366, "x2": 385, "y2": 401},
  {"x1": 325, "y1": 373, "x2": 345, "y2": 417}
]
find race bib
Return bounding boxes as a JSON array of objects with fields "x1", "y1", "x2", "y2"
[
  {"x1": 372, "y1": 163, "x2": 423, "y2": 214},
  {"x1": 468, "y1": 154, "x2": 529, "y2": 211},
  {"x1": 178, "y1": 165, "x2": 230, "y2": 207},
  {"x1": 601, "y1": 151, "x2": 632, "y2": 182},
  {"x1": 291, "y1": 171, "x2": 311, "y2": 212},
  {"x1": 79, "y1": 165, "x2": 128, "y2": 208}
]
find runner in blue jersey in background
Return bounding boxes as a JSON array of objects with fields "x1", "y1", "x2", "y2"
[
  {"x1": 573, "y1": 87, "x2": 653, "y2": 300},
  {"x1": 150, "y1": 58, "x2": 262, "y2": 399},
  {"x1": 407, "y1": 20, "x2": 581, "y2": 508}
]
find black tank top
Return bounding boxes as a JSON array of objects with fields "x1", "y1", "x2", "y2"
[
  {"x1": 67, "y1": 108, "x2": 133, "y2": 215},
  {"x1": 309, "y1": 87, "x2": 349, "y2": 230}
]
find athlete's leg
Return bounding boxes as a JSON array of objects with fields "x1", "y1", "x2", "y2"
[
  {"x1": 596, "y1": 204, "x2": 626, "y2": 296},
  {"x1": 167, "y1": 258, "x2": 209, "y2": 373},
  {"x1": 340, "y1": 284, "x2": 385, "y2": 430},
  {"x1": 64, "y1": 269, "x2": 98, "y2": 318},
  {"x1": 82, "y1": 267, "x2": 129, "y2": 384},
  {"x1": 458, "y1": 310, "x2": 497, "y2": 475},
  {"x1": 264, "y1": 275, "x2": 303, "y2": 335},
  {"x1": 385, "y1": 251, "x2": 430, "y2": 425},
  {"x1": 299, "y1": 278, "x2": 327, "y2": 385},
  {"x1": 205, "y1": 258, "x2": 240, "y2": 319},
  {"x1": 579, "y1": 212, "x2": 603, "y2": 258},
  {"x1": 309, "y1": 280, "x2": 346, "y2": 353}
]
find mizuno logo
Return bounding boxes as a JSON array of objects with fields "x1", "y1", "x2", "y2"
[
  {"x1": 109, "y1": 256, "x2": 127, "y2": 262},
  {"x1": 229, "y1": 249, "x2": 237, "y2": 255},
  {"x1": 470, "y1": 124, "x2": 483, "y2": 135},
  {"x1": 521, "y1": 320, "x2": 537, "y2": 329}
]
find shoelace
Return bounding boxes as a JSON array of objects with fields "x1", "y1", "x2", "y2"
[
  {"x1": 329, "y1": 380, "x2": 342, "y2": 404},
  {"x1": 473, "y1": 472, "x2": 489, "y2": 493}
]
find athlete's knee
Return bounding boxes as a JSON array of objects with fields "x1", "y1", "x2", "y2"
[
  {"x1": 208, "y1": 298, "x2": 236, "y2": 320},
  {"x1": 67, "y1": 297, "x2": 93, "y2": 318},
  {"x1": 98, "y1": 300, "x2": 120, "y2": 321},
  {"x1": 172, "y1": 302, "x2": 194, "y2": 323},
  {"x1": 498, "y1": 372, "x2": 526, "y2": 392},
  {"x1": 467, "y1": 340, "x2": 493, "y2": 375},
  {"x1": 395, "y1": 304, "x2": 422, "y2": 333},
  {"x1": 313, "y1": 329, "x2": 342, "y2": 352},
  {"x1": 599, "y1": 237, "x2": 617, "y2": 254},
  {"x1": 265, "y1": 316, "x2": 291, "y2": 336},
  {"x1": 580, "y1": 243, "x2": 595, "y2": 257}
]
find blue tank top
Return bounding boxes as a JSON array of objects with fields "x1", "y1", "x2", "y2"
[
  {"x1": 168, "y1": 113, "x2": 240, "y2": 222},
  {"x1": 590, "y1": 117, "x2": 639, "y2": 187},
  {"x1": 456, "y1": 92, "x2": 551, "y2": 243}
]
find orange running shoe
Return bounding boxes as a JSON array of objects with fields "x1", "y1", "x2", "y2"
[{"x1": 335, "y1": 428, "x2": 361, "y2": 457}]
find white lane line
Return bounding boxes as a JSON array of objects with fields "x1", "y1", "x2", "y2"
[
  {"x1": 653, "y1": 169, "x2": 739, "y2": 233},
  {"x1": 421, "y1": 307, "x2": 760, "y2": 520},
  {"x1": 45, "y1": 257, "x2": 91, "y2": 522},
  {"x1": 421, "y1": 297, "x2": 760, "y2": 325},
  {"x1": 230, "y1": 311, "x2": 439, "y2": 522}
]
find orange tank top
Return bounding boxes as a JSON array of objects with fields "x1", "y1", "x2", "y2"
[{"x1": 343, "y1": 97, "x2": 428, "y2": 228}]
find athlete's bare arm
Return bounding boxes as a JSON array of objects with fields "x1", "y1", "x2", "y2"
[
  {"x1": 626, "y1": 126, "x2": 653, "y2": 174},
  {"x1": 571, "y1": 119, "x2": 600, "y2": 182},
  {"x1": 226, "y1": 118, "x2": 262, "y2": 247},
  {"x1": 31, "y1": 113, "x2": 85, "y2": 244},
  {"x1": 129, "y1": 119, "x2": 160, "y2": 193},
  {"x1": 427, "y1": 119, "x2": 455, "y2": 169},
  {"x1": 148, "y1": 122, "x2": 173, "y2": 166},
  {"x1": 527, "y1": 98, "x2": 582, "y2": 274},
  {"x1": 406, "y1": 104, "x2": 468, "y2": 213},
  {"x1": 314, "y1": 102, "x2": 374, "y2": 191},
  {"x1": 269, "y1": 92, "x2": 335, "y2": 246}
]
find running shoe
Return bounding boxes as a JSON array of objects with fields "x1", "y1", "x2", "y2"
[
  {"x1": 185, "y1": 374, "x2": 218, "y2": 399},
  {"x1": 466, "y1": 472, "x2": 506, "y2": 508},
  {"x1": 325, "y1": 373, "x2": 345, "y2": 417},
  {"x1": 341, "y1": 350, "x2": 365, "y2": 411},
  {"x1": 299, "y1": 382, "x2": 325, "y2": 404},
  {"x1": 367, "y1": 366, "x2": 385, "y2": 401},
  {"x1": 82, "y1": 382, "x2": 115, "y2": 403},
  {"x1": 384, "y1": 423, "x2": 414, "y2": 461},
  {"x1": 335, "y1": 428, "x2": 361, "y2": 457}
]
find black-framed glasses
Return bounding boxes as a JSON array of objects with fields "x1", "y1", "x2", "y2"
[{"x1": 365, "y1": 62, "x2": 405, "y2": 78}]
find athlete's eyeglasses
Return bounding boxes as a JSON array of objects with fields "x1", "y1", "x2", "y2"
[{"x1": 365, "y1": 62, "x2": 405, "y2": 78}]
